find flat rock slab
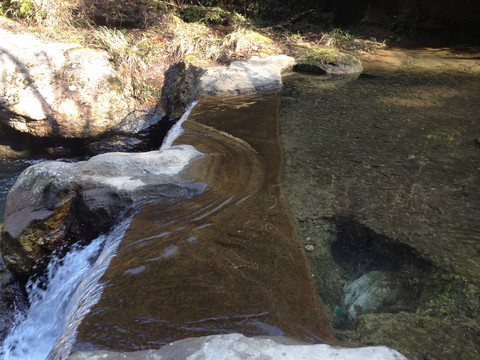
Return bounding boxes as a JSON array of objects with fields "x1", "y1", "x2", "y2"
[
  {"x1": 0, "y1": 145, "x2": 204, "y2": 277},
  {"x1": 196, "y1": 55, "x2": 295, "y2": 94},
  {"x1": 170, "y1": 55, "x2": 295, "y2": 116},
  {"x1": 68, "y1": 333, "x2": 407, "y2": 360}
]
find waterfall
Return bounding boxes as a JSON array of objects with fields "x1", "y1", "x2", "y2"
[
  {"x1": 0, "y1": 99, "x2": 199, "y2": 359},
  {"x1": 160, "y1": 101, "x2": 198, "y2": 150},
  {"x1": 0, "y1": 216, "x2": 132, "y2": 360}
]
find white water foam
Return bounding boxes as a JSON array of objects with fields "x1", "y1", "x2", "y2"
[
  {"x1": 0, "y1": 216, "x2": 132, "y2": 360},
  {"x1": 160, "y1": 101, "x2": 199, "y2": 150}
]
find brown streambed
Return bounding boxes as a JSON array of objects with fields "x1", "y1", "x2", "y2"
[
  {"x1": 73, "y1": 93, "x2": 333, "y2": 351},
  {"x1": 279, "y1": 45, "x2": 480, "y2": 359}
]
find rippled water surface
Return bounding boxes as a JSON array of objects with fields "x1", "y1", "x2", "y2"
[{"x1": 72, "y1": 94, "x2": 332, "y2": 352}]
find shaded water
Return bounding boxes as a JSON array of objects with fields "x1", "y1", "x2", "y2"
[
  {"x1": 279, "y1": 45, "x2": 480, "y2": 359},
  {"x1": 71, "y1": 93, "x2": 332, "y2": 352},
  {"x1": 0, "y1": 160, "x2": 34, "y2": 223}
]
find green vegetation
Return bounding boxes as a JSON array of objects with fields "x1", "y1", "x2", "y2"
[
  {"x1": 0, "y1": 0, "x2": 387, "y2": 102},
  {"x1": 181, "y1": 6, "x2": 229, "y2": 25}
]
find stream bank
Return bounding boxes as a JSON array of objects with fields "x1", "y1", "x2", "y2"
[{"x1": 279, "y1": 44, "x2": 480, "y2": 359}]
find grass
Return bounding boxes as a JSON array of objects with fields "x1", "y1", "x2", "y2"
[
  {"x1": 89, "y1": 26, "x2": 163, "y2": 100},
  {"x1": 0, "y1": 0, "x2": 387, "y2": 102},
  {"x1": 320, "y1": 28, "x2": 386, "y2": 53}
]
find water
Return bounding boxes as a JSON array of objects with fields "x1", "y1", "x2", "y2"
[
  {"x1": 0, "y1": 216, "x2": 132, "y2": 360},
  {"x1": 71, "y1": 94, "x2": 332, "y2": 352},
  {"x1": 0, "y1": 159, "x2": 35, "y2": 223},
  {"x1": 0, "y1": 94, "x2": 330, "y2": 356},
  {"x1": 279, "y1": 45, "x2": 480, "y2": 359},
  {"x1": 160, "y1": 100, "x2": 198, "y2": 150},
  {"x1": 5, "y1": 45, "x2": 476, "y2": 359}
]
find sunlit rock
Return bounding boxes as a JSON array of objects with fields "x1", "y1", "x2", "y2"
[
  {"x1": 67, "y1": 333, "x2": 407, "y2": 360},
  {"x1": 0, "y1": 145, "x2": 204, "y2": 278},
  {"x1": 0, "y1": 27, "x2": 162, "y2": 140},
  {"x1": 166, "y1": 55, "x2": 295, "y2": 116}
]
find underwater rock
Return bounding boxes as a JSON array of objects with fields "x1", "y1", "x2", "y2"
[
  {"x1": 342, "y1": 271, "x2": 398, "y2": 320},
  {"x1": 0, "y1": 145, "x2": 204, "y2": 278}
]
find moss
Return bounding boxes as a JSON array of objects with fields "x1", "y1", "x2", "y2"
[
  {"x1": 426, "y1": 132, "x2": 455, "y2": 146},
  {"x1": 301, "y1": 48, "x2": 361, "y2": 67},
  {"x1": 296, "y1": 48, "x2": 363, "y2": 74},
  {"x1": 8, "y1": 197, "x2": 74, "y2": 276},
  {"x1": 108, "y1": 75, "x2": 124, "y2": 95},
  {"x1": 301, "y1": 48, "x2": 340, "y2": 65}
]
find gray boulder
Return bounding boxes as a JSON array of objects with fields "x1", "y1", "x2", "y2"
[
  {"x1": 68, "y1": 333, "x2": 407, "y2": 360},
  {"x1": 166, "y1": 55, "x2": 295, "y2": 116},
  {"x1": 0, "y1": 26, "x2": 161, "y2": 140},
  {"x1": 0, "y1": 145, "x2": 204, "y2": 277}
]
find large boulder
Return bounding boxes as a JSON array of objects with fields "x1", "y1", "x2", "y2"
[
  {"x1": 0, "y1": 145, "x2": 204, "y2": 278},
  {"x1": 0, "y1": 26, "x2": 162, "y2": 140},
  {"x1": 165, "y1": 55, "x2": 295, "y2": 117}
]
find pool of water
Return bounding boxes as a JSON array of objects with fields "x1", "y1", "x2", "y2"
[{"x1": 279, "y1": 45, "x2": 480, "y2": 360}]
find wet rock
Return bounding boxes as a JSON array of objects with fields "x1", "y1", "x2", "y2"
[
  {"x1": 341, "y1": 271, "x2": 398, "y2": 321},
  {"x1": 295, "y1": 48, "x2": 363, "y2": 75},
  {"x1": 0, "y1": 145, "x2": 204, "y2": 278},
  {"x1": 67, "y1": 333, "x2": 407, "y2": 360},
  {"x1": 0, "y1": 27, "x2": 163, "y2": 140},
  {"x1": 0, "y1": 258, "x2": 27, "y2": 341}
]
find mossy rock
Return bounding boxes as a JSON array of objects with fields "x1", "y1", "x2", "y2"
[{"x1": 295, "y1": 48, "x2": 363, "y2": 75}]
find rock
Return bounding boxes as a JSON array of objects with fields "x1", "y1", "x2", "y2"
[
  {"x1": 295, "y1": 48, "x2": 363, "y2": 75},
  {"x1": 341, "y1": 271, "x2": 398, "y2": 320},
  {"x1": 67, "y1": 333, "x2": 407, "y2": 360},
  {"x1": 0, "y1": 145, "x2": 204, "y2": 278},
  {"x1": 0, "y1": 257, "x2": 27, "y2": 341},
  {"x1": 166, "y1": 55, "x2": 295, "y2": 116},
  {"x1": 0, "y1": 27, "x2": 162, "y2": 140}
]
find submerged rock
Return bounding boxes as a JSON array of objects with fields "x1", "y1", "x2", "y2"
[
  {"x1": 67, "y1": 333, "x2": 407, "y2": 360},
  {"x1": 0, "y1": 27, "x2": 163, "y2": 140},
  {"x1": 0, "y1": 145, "x2": 204, "y2": 278},
  {"x1": 341, "y1": 271, "x2": 398, "y2": 320}
]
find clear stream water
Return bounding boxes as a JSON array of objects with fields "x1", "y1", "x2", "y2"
[{"x1": 0, "y1": 44, "x2": 479, "y2": 360}]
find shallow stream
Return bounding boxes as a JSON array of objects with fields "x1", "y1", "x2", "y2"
[
  {"x1": 0, "y1": 44, "x2": 479, "y2": 360},
  {"x1": 279, "y1": 44, "x2": 480, "y2": 359}
]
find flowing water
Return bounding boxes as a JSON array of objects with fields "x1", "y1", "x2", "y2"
[
  {"x1": 0, "y1": 215, "x2": 133, "y2": 360},
  {"x1": 0, "y1": 93, "x2": 332, "y2": 358},
  {"x1": 1, "y1": 44, "x2": 479, "y2": 360},
  {"x1": 71, "y1": 93, "x2": 332, "y2": 352}
]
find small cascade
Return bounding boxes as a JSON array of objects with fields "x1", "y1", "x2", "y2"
[
  {"x1": 160, "y1": 101, "x2": 198, "y2": 150},
  {"x1": 0, "y1": 216, "x2": 132, "y2": 360}
]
